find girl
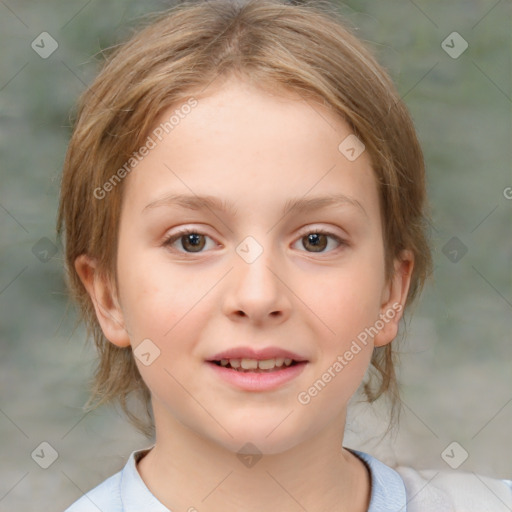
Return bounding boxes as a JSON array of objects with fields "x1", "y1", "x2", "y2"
[{"x1": 57, "y1": 0, "x2": 512, "y2": 510}]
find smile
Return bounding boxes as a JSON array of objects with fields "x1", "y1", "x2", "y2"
[
  {"x1": 212, "y1": 357, "x2": 298, "y2": 371},
  {"x1": 206, "y1": 359, "x2": 308, "y2": 391}
]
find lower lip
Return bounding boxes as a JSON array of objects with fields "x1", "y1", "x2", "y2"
[{"x1": 206, "y1": 361, "x2": 308, "y2": 391}]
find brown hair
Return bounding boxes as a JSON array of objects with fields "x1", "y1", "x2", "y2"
[{"x1": 57, "y1": 0, "x2": 433, "y2": 438}]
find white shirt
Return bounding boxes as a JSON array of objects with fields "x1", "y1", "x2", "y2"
[{"x1": 64, "y1": 446, "x2": 512, "y2": 511}]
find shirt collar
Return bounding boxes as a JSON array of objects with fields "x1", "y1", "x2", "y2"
[
  {"x1": 349, "y1": 449, "x2": 408, "y2": 512},
  {"x1": 120, "y1": 446, "x2": 170, "y2": 512},
  {"x1": 120, "y1": 446, "x2": 407, "y2": 512}
]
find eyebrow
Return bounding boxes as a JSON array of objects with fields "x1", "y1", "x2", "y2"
[{"x1": 142, "y1": 193, "x2": 368, "y2": 218}]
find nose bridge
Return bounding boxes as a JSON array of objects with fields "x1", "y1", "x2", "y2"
[
  {"x1": 235, "y1": 233, "x2": 279, "y2": 290},
  {"x1": 227, "y1": 232, "x2": 289, "y2": 317}
]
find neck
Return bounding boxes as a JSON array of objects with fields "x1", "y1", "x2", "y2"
[{"x1": 137, "y1": 406, "x2": 371, "y2": 512}]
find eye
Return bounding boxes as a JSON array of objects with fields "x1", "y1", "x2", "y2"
[
  {"x1": 293, "y1": 228, "x2": 347, "y2": 253},
  {"x1": 162, "y1": 229, "x2": 217, "y2": 254},
  {"x1": 163, "y1": 227, "x2": 347, "y2": 255}
]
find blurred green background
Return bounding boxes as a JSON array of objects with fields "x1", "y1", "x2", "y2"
[{"x1": 0, "y1": 0, "x2": 511, "y2": 510}]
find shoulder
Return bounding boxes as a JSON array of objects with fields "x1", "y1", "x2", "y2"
[
  {"x1": 395, "y1": 465, "x2": 512, "y2": 511},
  {"x1": 351, "y1": 448, "x2": 512, "y2": 512},
  {"x1": 62, "y1": 446, "x2": 166, "y2": 512},
  {"x1": 63, "y1": 470, "x2": 123, "y2": 512}
]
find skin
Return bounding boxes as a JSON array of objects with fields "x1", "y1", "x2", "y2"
[{"x1": 76, "y1": 75, "x2": 413, "y2": 512}]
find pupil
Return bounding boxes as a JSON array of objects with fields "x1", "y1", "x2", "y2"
[
  {"x1": 306, "y1": 233, "x2": 326, "y2": 252},
  {"x1": 183, "y1": 233, "x2": 205, "y2": 252}
]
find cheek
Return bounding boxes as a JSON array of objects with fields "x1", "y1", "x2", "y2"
[
  {"x1": 117, "y1": 249, "x2": 187, "y2": 340},
  {"x1": 127, "y1": 278, "x2": 192, "y2": 341},
  {"x1": 122, "y1": 264, "x2": 204, "y2": 395},
  {"x1": 119, "y1": 252, "x2": 215, "y2": 367},
  {"x1": 300, "y1": 255, "x2": 386, "y2": 340}
]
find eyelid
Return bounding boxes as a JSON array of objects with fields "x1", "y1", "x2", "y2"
[
  {"x1": 295, "y1": 224, "x2": 347, "y2": 241},
  {"x1": 293, "y1": 226, "x2": 349, "y2": 252},
  {"x1": 162, "y1": 227, "x2": 218, "y2": 251}
]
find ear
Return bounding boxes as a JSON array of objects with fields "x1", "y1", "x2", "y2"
[
  {"x1": 74, "y1": 254, "x2": 131, "y2": 348},
  {"x1": 373, "y1": 250, "x2": 414, "y2": 348}
]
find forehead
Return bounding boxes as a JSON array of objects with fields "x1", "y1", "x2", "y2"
[{"x1": 120, "y1": 77, "x2": 380, "y2": 224}]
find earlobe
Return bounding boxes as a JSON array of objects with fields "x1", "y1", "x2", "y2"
[
  {"x1": 74, "y1": 254, "x2": 131, "y2": 348},
  {"x1": 373, "y1": 250, "x2": 414, "y2": 348}
]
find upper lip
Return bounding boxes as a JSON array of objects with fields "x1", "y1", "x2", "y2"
[{"x1": 207, "y1": 346, "x2": 308, "y2": 362}]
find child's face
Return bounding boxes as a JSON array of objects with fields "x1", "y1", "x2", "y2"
[{"x1": 81, "y1": 76, "x2": 411, "y2": 454}]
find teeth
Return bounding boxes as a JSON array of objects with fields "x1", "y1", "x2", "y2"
[
  {"x1": 241, "y1": 358, "x2": 258, "y2": 370},
  {"x1": 218, "y1": 357, "x2": 294, "y2": 370},
  {"x1": 258, "y1": 359, "x2": 278, "y2": 370}
]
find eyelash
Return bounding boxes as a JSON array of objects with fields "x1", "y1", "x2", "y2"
[{"x1": 162, "y1": 227, "x2": 347, "y2": 254}]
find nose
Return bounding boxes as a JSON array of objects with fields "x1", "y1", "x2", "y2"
[{"x1": 222, "y1": 239, "x2": 292, "y2": 325}]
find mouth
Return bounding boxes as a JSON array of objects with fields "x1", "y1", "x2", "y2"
[
  {"x1": 208, "y1": 357, "x2": 303, "y2": 373},
  {"x1": 205, "y1": 357, "x2": 308, "y2": 391}
]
